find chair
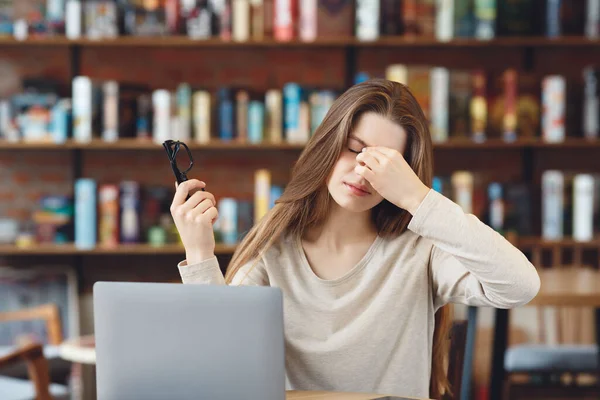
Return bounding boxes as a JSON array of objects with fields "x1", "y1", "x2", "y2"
[
  {"x1": 0, "y1": 304, "x2": 69, "y2": 400},
  {"x1": 504, "y1": 244, "x2": 600, "y2": 399},
  {"x1": 444, "y1": 319, "x2": 469, "y2": 400}
]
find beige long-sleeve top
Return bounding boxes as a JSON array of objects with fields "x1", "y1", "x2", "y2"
[{"x1": 177, "y1": 189, "x2": 540, "y2": 399}]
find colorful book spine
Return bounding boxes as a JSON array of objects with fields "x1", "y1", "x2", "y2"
[
  {"x1": 542, "y1": 75, "x2": 566, "y2": 143},
  {"x1": 266, "y1": 89, "x2": 283, "y2": 143},
  {"x1": 417, "y1": 0, "x2": 436, "y2": 37},
  {"x1": 454, "y1": 0, "x2": 474, "y2": 37},
  {"x1": 99, "y1": 184, "x2": 119, "y2": 248},
  {"x1": 310, "y1": 90, "x2": 334, "y2": 135},
  {"x1": 546, "y1": 0, "x2": 561, "y2": 37},
  {"x1": 193, "y1": 91, "x2": 211, "y2": 143},
  {"x1": 402, "y1": 0, "x2": 418, "y2": 37},
  {"x1": 436, "y1": 0, "x2": 454, "y2": 41},
  {"x1": 75, "y1": 178, "x2": 96, "y2": 250},
  {"x1": 51, "y1": 99, "x2": 70, "y2": 144},
  {"x1": 583, "y1": 67, "x2": 599, "y2": 140},
  {"x1": 274, "y1": 0, "x2": 297, "y2": 41},
  {"x1": 152, "y1": 89, "x2": 171, "y2": 144},
  {"x1": 218, "y1": 198, "x2": 238, "y2": 245},
  {"x1": 385, "y1": 64, "x2": 408, "y2": 85},
  {"x1": 218, "y1": 88, "x2": 234, "y2": 141},
  {"x1": 102, "y1": 81, "x2": 119, "y2": 142},
  {"x1": 299, "y1": 0, "x2": 317, "y2": 41},
  {"x1": 474, "y1": 0, "x2": 495, "y2": 39},
  {"x1": 270, "y1": 185, "x2": 284, "y2": 209},
  {"x1": 233, "y1": 0, "x2": 251, "y2": 42},
  {"x1": 587, "y1": 0, "x2": 600, "y2": 38},
  {"x1": 316, "y1": 0, "x2": 353, "y2": 38},
  {"x1": 72, "y1": 76, "x2": 92, "y2": 143},
  {"x1": 430, "y1": 67, "x2": 449, "y2": 143},
  {"x1": 136, "y1": 94, "x2": 151, "y2": 140},
  {"x1": 451, "y1": 171, "x2": 474, "y2": 214},
  {"x1": 119, "y1": 181, "x2": 141, "y2": 244},
  {"x1": 503, "y1": 69, "x2": 518, "y2": 142},
  {"x1": 283, "y1": 83, "x2": 302, "y2": 143},
  {"x1": 488, "y1": 182, "x2": 504, "y2": 232},
  {"x1": 470, "y1": 70, "x2": 487, "y2": 142},
  {"x1": 220, "y1": 0, "x2": 233, "y2": 41},
  {"x1": 255, "y1": 169, "x2": 271, "y2": 222},
  {"x1": 542, "y1": 170, "x2": 564, "y2": 240},
  {"x1": 381, "y1": 0, "x2": 402, "y2": 35},
  {"x1": 248, "y1": 100, "x2": 265, "y2": 143},
  {"x1": 356, "y1": 0, "x2": 380, "y2": 41},
  {"x1": 250, "y1": 0, "x2": 265, "y2": 40},
  {"x1": 236, "y1": 90, "x2": 249, "y2": 142},
  {"x1": 65, "y1": 0, "x2": 82, "y2": 39},
  {"x1": 573, "y1": 174, "x2": 595, "y2": 242},
  {"x1": 47, "y1": 0, "x2": 66, "y2": 34},
  {"x1": 182, "y1": 0, "x2": 213, "y2": 39},
  {"x1": 177, "y1": 83, "x2": 192, "y2": 141}
]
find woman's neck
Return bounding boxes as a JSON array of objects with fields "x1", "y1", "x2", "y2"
[{"x1": 304, "y1": 201, "x2": 377, "y2": 251}]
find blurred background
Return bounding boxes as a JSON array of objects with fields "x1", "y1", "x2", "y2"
[{"x1": 0, "y1": 1, "x2": 599, "y2": 399}]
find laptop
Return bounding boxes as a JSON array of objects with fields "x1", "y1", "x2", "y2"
[{"x1": 93, "y1": 281, "x2": 285, "y2": 400}]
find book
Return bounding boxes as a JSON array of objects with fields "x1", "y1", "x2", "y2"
[
  {"x1": 74, "y1": 178, "x2": 97, "y2": 250},
  {"x1": 380, "y1": 0, "x2": 402, "y2": 36},
  {"x1": 119, "y1": 181, "x2": 141, "y2": 244},
  {"x1": 233, "y1": 0, "x2": 250, "y2": 41},
  {"x1": 0, "y1": 0, "x2": 13, "y2": 36},
  {"x1": 254, "y1": 169, "x2": 271, "y2": 222},
  {"x1": 417, "y1": 0, "x2": 436, "y2": 37},
  {"x1": 356, "y1": 0, "x2": 379, "y2": 41},
  {"x1": 430, "y1": 67, "x2": 449, "y2": 143},
  {"x1": 218, "y1": 87, "x2": 235, "y2": 140},
  {"x1": 541, "y1": 75, "x2": 566, "y2": 143},
  {"x1": 218, "y1": 198, "x2": 238, "y2": 244},
  {"x1": 299, "y1": 0, "x2": 316, "y2": 41},
  {"x1": 72, "y1": 76, "x2": 93, "y2": 143},
  {"x1": 470, "y1": 70, "x2": 487, "y2": 142},
  {"x1": 85, "y1": 0, "x2": 118, "y2": 39},
  {"x1": 436, "y1": 0, "x2": 454, "y2": 41},
  {"x1": 496, "y1": 0, "x2": 537, "y2": 36},
  {"x1": 573, "y1": 174, "x2": 595, "y2": 242},
  {"x1": 583, "y1": 67, "x2": 599, "y2": 140},
  {"x1": 317, "y1": 0, "x2": 353, "y2": 38},
  {"x1": 181, "y1": 0, "x2": 216, "y2": 39},
  {"x1": 402, "y1": 0, "x2": 418, "y2": 37},
  {"x1": 274, "y1": 0, "x2": 297, "y2": 41},
  {"x1": 283, "y1": 83, "x2": 303, "y2": 143},
  {"x1": 99, "y1": 184, "x2": 119, "y2": 248},
  {"x1": 449, "y1": 70, "x2": 471, "y2": 139},
  {"x1": 266, "y1": 89, "x2": 283, "y2": 143},
  {"x1": 152, "y1": 89, "x2": 171, "y2": 144},
  {"x1": 474, "y1": 0, "x2": 495, "y2": 39},
  {"x1": 236, "y1": 90, "x2": 249, "y2": 141},
  {"x1": 451, "y1": 171, "x2": 474, "y2": 214},
  {"x1": 193, "y1": 90, "x2": 211, "y2": 143},
  {"x1": 454, "y1": 0, "x2": 474, "y2": 37},
  {"x1": 248, "y1": 100, "x2": 264, "y2": 143},
  {"x1": 587, "y1": 0, "x2": 600, "y2": 38},
  {"x1": 542, "y1": 170, "x2": 564, "y2": 240}
]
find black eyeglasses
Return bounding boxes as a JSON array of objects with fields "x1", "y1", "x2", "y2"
[{"x1": 162, "y1": 140, "x2": 194, "y2": 185}]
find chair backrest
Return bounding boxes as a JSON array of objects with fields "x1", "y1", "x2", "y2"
[
  {"x1": 445, "y1": 320, "x2": 468, "y2": 400},
  {"x1": 0, "y1": 304, "x2": 63, "y2": 345},
  {"x1": 525, "y1": 242, "x2": 598, "y2": 345}
]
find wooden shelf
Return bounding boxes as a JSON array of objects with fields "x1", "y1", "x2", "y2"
[
  {"x1": 2, "y1": 237, "x2": 599, "y2": 256},
  {"x1": 0, "y1": 243, "x2": 237, "y2": 256},
  {"x1": 517, "y1": 236, "x2": 600, "y2": 249},
  {"x1": 2, "y1": 138, "x2": 598, "y2": 151},
  {"x1": 1, "y1": 36, "x2": 598, "y2": 49}
]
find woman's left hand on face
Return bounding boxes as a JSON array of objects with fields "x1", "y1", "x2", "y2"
[{"x1": 355, "y1": 147, "x2": 430, "y2": 215}]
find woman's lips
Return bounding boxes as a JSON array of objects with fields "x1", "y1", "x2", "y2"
[{"x1": 344, "y1": 182, "x2": 370, "y2": 196}]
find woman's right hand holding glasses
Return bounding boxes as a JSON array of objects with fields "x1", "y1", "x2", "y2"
[{"x1": 170, "y1": 179, "x2": 218, "y2": 265}]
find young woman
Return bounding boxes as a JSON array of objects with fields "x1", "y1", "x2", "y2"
[{"x1": 170, "y1": 79, "x2": 540, "y2": 399}]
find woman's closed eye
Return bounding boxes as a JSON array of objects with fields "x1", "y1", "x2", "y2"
[{"x1": 348, "y1": 147, "x2": 362, "y2": 154}]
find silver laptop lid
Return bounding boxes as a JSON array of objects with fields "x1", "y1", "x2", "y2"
[{"x1": 94, "y1": 282, "x2": 285, "y2": 400}]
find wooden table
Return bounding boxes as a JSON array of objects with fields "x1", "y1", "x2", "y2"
[
  {"x1": 286, "y1": 391, "x2": 423, "y2": 399},
  {"x1": 489, "y1": 268, "x2": 600, "y2": 400}
]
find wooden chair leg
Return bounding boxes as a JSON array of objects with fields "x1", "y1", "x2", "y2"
[{"x1": 24, "y1": 347, "x2": 53, "y2": 400}]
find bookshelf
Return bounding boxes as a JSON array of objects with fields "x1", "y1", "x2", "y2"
[
  {"x1": 0, "y1": 243, "x2": 237, "y2": 256},
  {"x1": 1, "y1": 34, "x2": 599, "y2": 292},
  {"x1": 2, "y1": 137, "x2": 600, "y2": 151},
  {"x1": 0, "y1": 36, "x2": 599, "y2": 48}
]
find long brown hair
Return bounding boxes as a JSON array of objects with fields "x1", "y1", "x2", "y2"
[{"x1": 225, "y1": 78, "x2": 452, "y2": 398}]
